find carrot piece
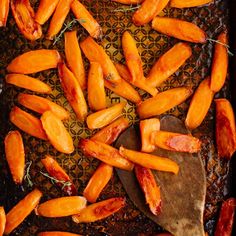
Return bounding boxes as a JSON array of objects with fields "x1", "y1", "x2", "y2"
[
  {"x1": 10, "y1": 106, "x2": 47, "y2": 140},
  {"x1": 154, "y1": 0, "x2": 170, "y2": 16},
  {"x1": 215, "y1": 99, "x2": 236, "y2": 159},
  {"x1": 38, "y1": 232, "x2": 82, "y2": 236},
  {"x1": 71, "y1": 0, "x2": 102, "y2": 39},
  {"x1": 72, "y1": 197, "x2": 125, "y2": 223},
  {"x1": 65, "y1": 31, "x2": 86, "y2": 90},
  {"x1": 152, "y1": 17, "x2": 207, "y2": 43},
  {"x1": 4, "y1": 189, "x2": 42, "y2": 235},
  {"x1": 140, "y1": 118, "x2": 160, "y2": 153},
  {"x1": 4, "y1": 131, "x2": 25, "y2": 184},
  {"x1": 151, "y1": 131, "x2": 201, "y2": 153},
  {"x1": 185, "y1": 77, "x2": 214, "y2": 130},
  {"x1": 36, "y1": 196, "x2": 87, "y2": 217},
  {"x1": 119, "y1": 146, "x2": 179, "y2": 174},
  {"x1": 0, "y1": 207, "x2": 6, "y2": 236},
  {"x1": 88, "y1": 62, "x2": 107, "y2": 111},
  {"x1": 111, "y1": 0, "x2": 143, "y2": 4},
  {"x1": 0, "y1": 0, "x2": 9, "y2": 27},
  {"x1": 58, "y1": 63, "x2": 88, "y2": 121},
  {"x1": 147, "y1": 42, "x2": 192, "y2": 88},
  {"x1": 135, "y1": 165, "x2": 161, "y2": 215},
  {"x1": 41, "y1": 111, "x2": 74, "y2": 154},
  {"x1": 41, "y1": 155, "x2": 77, "y2": 195},
  {"x1": 79, "y1": 139, "x2": 134, "y2": 171},
  {"x1": 170, "y1": 0, "x2": 213, "y2": 8},
  {"x1": 210, "y1": 32, "x2": 228, "y2": 92},
  {"x1": 18, "y1": 93, "x2": 69, "y2": 120},
  {"x1": 137, "y1": 87, "x2": 192, "y2": 119},
  {"x1": 7, "y1": 49, "x2": 61, "y2": 74},
  {"x1": 35, "y1": 0, "x2": 60, "y2": 25},
  {"x1": 86, "y1": 102, "x2": 126, "y2": 129}
]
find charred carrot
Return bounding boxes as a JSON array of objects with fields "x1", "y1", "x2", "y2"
[
  {"x1": 0, "y1": 207, "x2": 6, "y2": 236},
  {"x1": 72, "y1": 197, "x2": 125, "y2": 223},
  {"x1": 38, "y1": 232, "x2": 82, "y2": 236},
  {"x1": 170, "y1": 0, "x2": 213, "y2": 8},
  {"x1": 112, "y1": 0, "x2": 143, "y2": 4},
  {"x1": 4, "y1": 189, "x2": 42, "y2": 235},
  {"x1": 0, "y1": 0, "x2": 9, "y2": 27},
  {"x1": 10, "y1": 106, "x2": 47, "y2": 140}
]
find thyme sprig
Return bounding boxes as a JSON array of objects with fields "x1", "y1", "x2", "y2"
[
  {"x1": 207, "y1": 38, "x2": 234, "y2": 56},
  {"x1": 113, "y1": 5, "x2": 140, "y2": 13},
  {"x1": 24, "y1": 161, "x2": 33, "y2": 187}
]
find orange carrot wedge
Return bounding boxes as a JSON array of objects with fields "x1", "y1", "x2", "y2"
[
  {"x1": 79, "y1": 139, "x2": 134, "y2": 171},
  {"x1": 71, "y1": 0, "x2": 102, "y2": 39},
  {"x1": 86, "y1": 102, "x2": 126, "y2": 129},
  {"x1": 170, "y1": 0, "x2": 213, "y2": 8},
  {"x1": 185, "y1": 77, "x2": 214, "y2": 130},
  {"x1": 0, "y1": 207, "x2": 6, "y2": 236},
  {"x1": 140, "y1": 118, "x2": 160, "y2": 153},
  {"x1": 154, "y1": 0, "x2": 170, "y2": 16},
  {"x1": 210, "y1": 32, "x2": 228, "y2": 92},
  {"x1": 119, "y1": 146, "x2": 179, "y2": 174},
  {"x1": 7, "y1": 49, "x2": 61, "y2": 74},
  {"x1": 4, "y1": 189, "x2": 42, "y2": 235},
  {"x1": 41, "y1": 155, "x2": 77, "y2": 195},
  {"x1": 18, "y1": 93, "x2": 69, "y2": 120},
  {"x1": 0, "y1": 0, "x2": 9, "y2": 27},
  {"x1": 36, "y1": 196, "x2": 87, "y2": 217},
  {"x1": 152, "y1": 17, "x2": 207, "y2": 43},
  {"x1": 147, "y1": 42, "x2": 192, "y2": 88},
  {"x1": 38, "y1": 232, "x2": 82, "y2": 236},
  {"x1": 88, "y1": 62, "x2": 106, "y2": 111},
  {"x1": 4, "y1": 131, "x2": 25, "y2": 184},
  {"x1": 215, "y1": 99, "x2": 236, "y2": 159},
  {"x1": 72, "y1": 197, "x2": 125, "y2": 223},
  {"x1": 135, "y1": 165, "x2": 161, "y2": 215},
  {"x1": 58, "y1": 63, "x2": 88, "y2": 121},
  {"x1": 151, "y1": 131, "x2": 201, "y2": 153},
  {"x1": 65, "y1": 31, "x2": 86, "y2": 90},
  {"x1": 35, "y1": 0, "x2": 60, "y2": 25},
  {"x1": 41, "y1": 111, "x2": 74, "y2": 154},
  {"x1": 137, "y1": 87, "x2": 192, "y2": 119},
  {"x1": 112, "y1": 0, "x2": 143, "y2": 4},
  {"x1": 10, "y1": 106, "x2": 47, "y2": 140}
]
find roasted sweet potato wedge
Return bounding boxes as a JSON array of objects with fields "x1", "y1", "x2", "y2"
[
  {"x1": 112, "y1": 0, "x2": 143, "y2": 4},
  {"x1": 72, "y1": 197, "x2": 125, "y2": 223},
  {"x1": 38, "y1": 232, "x2": 82, "y2": 236},
  {"x1": 170, "y1": 0, "x2": 213, "y2": 8},
  {"x1": 0, "y1": 207, "x2": 6, "y2": 236},
  {"x1": 0, "y1": 0, "x2": 9, "y2": 27}
]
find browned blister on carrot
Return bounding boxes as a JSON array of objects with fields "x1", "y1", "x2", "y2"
[
  {"x1": 4, "y1": 131, "x2": 25, "y2": 184},
  {"x1": 215, "y1": 99, "x2": 236, "y2": 159},
  {"x1": 4, "y1": 189, "x2": 42, "y2": 235},
  {"x1": 0, "y1": 207, "x2": 6, "y2": 236},
  {"x1": 112, "y1": 0, "x2": 143, "y2": 4},
  {"x1": 38, "y1": 232, "x2": 82, "y2": 236},
  {"x1": 170, "y1": 0, "x2": 213, "y2": 8},
  {"x1": 0, "y1": 0, "x2": 9, "y2": 27},
  {"x1": 72, "y1": 197, "x2": 125, "y2": 223}
]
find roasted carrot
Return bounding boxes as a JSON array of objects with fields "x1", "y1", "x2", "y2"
[
  {"x1": 41, "y1": 155, "x2": 77, "y2": 195},
  {"x1": 72, "y1": 197, "x2": 125, "y2": 223},
  {"x1": 7, "y1": 49, "x2": 61, "y2": 74},
  {"x1": 36, "y1": 196, "x2": 87, "y2": 217},
  {"x1": 71, "y1": 0, "x2": 102, "y2": 39},
  {"x1": 88, "y1": 62, "x2": 106, "y2": 111},
  {"x1": 112, "y1": 0, "x2": 143, "y2": 4},
  {"x1": 147, "y1": 42, "x2": 192, "y2": 88},
  {"x1": 4, "y1": 189, "x2": 42, "y2": 235},
  {"x1": 0, "y1": 0, "x2": 9, "y2": 27},
  {"x1": 170, "y1": 0, "x2": 213, "y2": 8},
  {"x1": 215, "y1": 99, "x2": 236, "y2": 159},
  {"x1": 154, "y1": 0, "x2": 170, "y2": 16},
  {"x1": 18, "y1": 93, "x2": 69, "y2": 120},
  {"x1": 87, "y1": 102, "x2": 126, "y2": 129},
  {"x1": 185, "y1": 77, "x2": 214, "y2": 130},
  {"x1": 4, "y1": 131, "x2": 25, "y2": 184},
  {"x1": 58, "y1": 63, "x2": 88, "y2": 121},
  {"x1": 0, "y1": 207, "x2": 6, "y2": 236},
  {"x1": 38, "y1": 232, "x2": 82, "y2": 236},
  {"x1": 135, "y1": 165, "x2": 161, "y2": 215},
  {"x1": 10, "y1": 106, "x2": 47, "y2": 140},
  {"x1": 119, "y1": 146, "x2": 179, "y2": 174},
  {"x1": 79, "y1": 139, "x2": 134, "y2": 171},
  {"x1": 41, "y1": 111, "x2": 74, "y2": 154},
  {"x1": 152, "y1": 17, "x2": 207, "y2": 43},
  {"x1": 137, "y1": 87, "x2": 192, "y2": 119},
  {"x1": 140, "y1": 118, "x2": 160, "y2": 153}
]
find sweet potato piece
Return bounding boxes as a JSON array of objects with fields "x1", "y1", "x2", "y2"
[
  {"x1": 58, "y1": 63, "x2": 88, "y2": 121},
  {"x1": 79, "y1": 139, "x2": 134, "y2": 171},
  {"x1": 71, "y1": 0, "x2": 102, "y2": 39},
  {"x1": 0, "y1": 0, "x2": 9, "y2": 27},
  {"x1": 140, "y1": 118, "x2": 160, "y2": 153},
  {"x1": 137, "y1": 87, "x2": 192, "y2": 119},
  {"x1": 112, "y1": 0, "x2": 143, "y2": 4},
  {"x1": 41, "y1": 155, "x2": 77, "y2": 195},
  {"x1": 152, "y1": 17, "x2": 207, "y2": 43},
  {"x1": 135, "y1": 165, "x2": 161, "y2": 215},
  {"x1": 4, "y1": 131, "x2": 25, "y2": 184},
  {"x1": 72, "y1": 197, "x2": 125, "y2": 223},
  {"x1": 0, "y1": 207, "x2": 6, "y2": 236},
  {"x1": 185, "y1": 77, "x2": 214, "y2": 130},
  {"x1": 215, "y1": 99, "x2": 236, "y2": 159},
  {"x1": 4, "y1": 189, "x2": 42, "y2": 235},
  {"x1": 7, "y1": 49, "x2": 61, "y2": 74},
  {"x1": 147, "y1": 42, "x2": 192, "y2": 88},
  {"x1": 38, "y1": 232, "x2": 81, "y2": 236},
  {"x1": 10, "y1": 106, "x2": 47, "y2": 140},
  {"x1": 119, "y1": 146, "x2": 179, "y2": 174},
  {"x1": 41, "y1": 111, "x2": 74, "y2": 154},
  {"x1": 170, "y1": 0, "x2": 213, "y2": 8}
]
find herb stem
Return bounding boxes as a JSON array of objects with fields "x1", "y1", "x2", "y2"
[
  {"x1": 207, "y1": 38, "x2": 234, "y2": 56},
  {"x1": 24, "y1": 161, "x2": 33, "y2": 187},
  {"x1": 113, "y1": 5, "x2": 140, "y2": 13}
]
